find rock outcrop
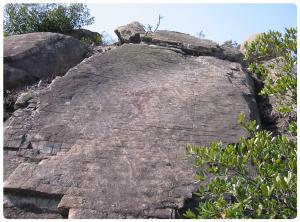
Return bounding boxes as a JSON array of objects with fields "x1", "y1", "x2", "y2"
[
  {"x1": 3, "y1": 23, "x2": 260, "y2": 219},
  {"x1": 115, "y1": 22, "x2": 243, "y2": 62},
  {"x1": 4, "y1": 32, "x2": 88, "y2": 89},
  {"x1": 114, "y1": 21, "x2": 146, "y2": 43}
]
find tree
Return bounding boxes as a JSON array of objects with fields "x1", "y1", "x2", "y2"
[
  {"x1": 146, "y1": 14, "x2": 163, "y2": 33},
  {"x1": 197, "y1": 30, "x2": 205, "y2": 38},
  {"x1": 4, "y1": 3, "x2": 94, "y2": 35},
  {"x1": 184, "y1": 28, "x2": 297, "y2": 219}
]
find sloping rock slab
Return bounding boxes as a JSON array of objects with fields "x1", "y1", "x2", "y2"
[
  {"x1": 4, "y1": 32, "x2": 88, "y2": 89},
  {"x1": 4, "y1": 44, "x2": 259, "y2": 218}
]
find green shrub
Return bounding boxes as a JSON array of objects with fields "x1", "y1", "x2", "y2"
[
  {"x1": 80, "y1": 36, "x2": 93, "y2": 45},
  {"x1": 94, "y1": 33, "x2": 103, "y2": 46},
  {"x1": 80, "y1": 33, "x2": 102, "y2": 46},
  {"x1": 184, "y1": 28, "x2": 297, "y2": 219},
  {"x1": 244, "y1": 28, "x2": 297, "y2": 116},
  {"x1": 184, "y1": 114, "x2": 296, "y2": 219},
  {"x1": 4, "y1": 3, "x2": 94, "y2": 35}
]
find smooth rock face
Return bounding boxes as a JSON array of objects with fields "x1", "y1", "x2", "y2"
[
  {"x1": 114, "y1": 21, "x2": 146, "y2": 43},
  {"x1": 4, "y1": 43, "x2": 259, "y2": 218},
  {"x1": 4, "y1": 32, "x2": 88, "y2": 89}
]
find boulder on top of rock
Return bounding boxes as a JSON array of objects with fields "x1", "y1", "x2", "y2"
[
  {"x1": 4, "y1": 32, "x2": 88, "y2": 89},
  {"x1": 141, "y1": 30, "x2": 243, "y2": 62},
  {"x1": 114, "y1": 22, "x2": 242, "y2": 62},
  {"x1": 141, "y1": 30, "x2": 218, "y2": 54},
  {"x1": 114, "y1": 21, "x2": 146, "y2": 44}
]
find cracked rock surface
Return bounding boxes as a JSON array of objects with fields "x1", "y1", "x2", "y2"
[{"x1": 4, "y1": 41, "x2": 259, "y2": 218}]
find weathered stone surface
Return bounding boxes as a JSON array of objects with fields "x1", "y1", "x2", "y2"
[
  {"x1": 4, "y1": 43, "x2": 259, "y2": 218},
  {"x1": 4, "y1": 32, "x2": 88, "y2": 89},
  {"x1": 114, "y1": 21, "x2": 146, "y2": 43}
]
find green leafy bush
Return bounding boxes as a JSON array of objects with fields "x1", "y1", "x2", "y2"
[
  {"x1": 184, "y1": 114, "x2": 296, "y2": 219},
  {"x1": 244, "y1": 28, "x2": 297, "y2": 116},
  {"x1": 184, "y1": 28, "x2": 297, "y2": 219},
  {"x1": 94, "y1": 33, "x2": 103, "y2": 46},
  {"x1": 80, "y1": 36, "x2": 93, "y2": 45},
  {"x1": 80, "y1": 33, "x2": 102, "y2": 46},
  {"x1": 4, "y1": 3, "x2": 94, "y2": 35}
]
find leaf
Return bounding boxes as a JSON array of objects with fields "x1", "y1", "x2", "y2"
[
  {"x1": 195, "y1": 171, "x2": 206, "y2": 182},
  {"x1": 232, "y1": 202, "x2": 241, "y2": 210},
  {"x1": 184, "y1": 209, "x2": 197, "y2": 219},
  {"x1": 284, "y1": 171, "x2": 293, "y2": 185},
  {"x1": 220, "y1": 213, "x2": 226, "y2": 219},
  {"x1": 238, "y1": 112, "x2": 244, "y2": 125},
  {"x1": 261, "y1": 183, "x2": 269, "y2": 196},
  {"x1": 257, "y1": 203, "x2": 263, "y2": 216}
]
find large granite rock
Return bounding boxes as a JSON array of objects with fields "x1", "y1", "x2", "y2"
[
  {"x1": 4, "y1": 32, "x2": 88, "y2": 89},
  {"x1": 4, "y1": 42, "x2": 259, "y2": 218}
]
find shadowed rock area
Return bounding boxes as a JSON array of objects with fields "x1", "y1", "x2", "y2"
[{"x1": 4, "y1": 23, "x2": 260, "y2": 219}]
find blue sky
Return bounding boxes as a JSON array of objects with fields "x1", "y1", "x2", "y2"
[{"x1": 85, "y1": 3, "x2": 297, "y2": 44}]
